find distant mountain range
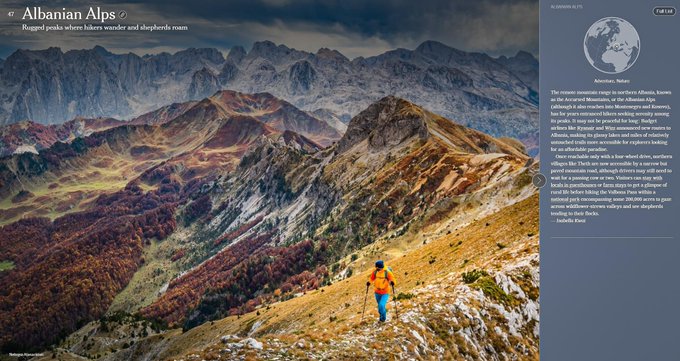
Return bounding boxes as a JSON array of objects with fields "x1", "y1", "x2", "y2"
[
  {"x1": 0, "y1": 91, "x2": 536, "y2": 353},
  {"x1": 0, "y1": 41, "x2": 538, "y2": 154},
  {"x1": 0, "y1": 38, "x2": 540, "y2": 357}
]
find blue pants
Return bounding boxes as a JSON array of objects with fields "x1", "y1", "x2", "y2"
[{"x1": 375, "y1": 293, "x2": 389, "y2": 321}]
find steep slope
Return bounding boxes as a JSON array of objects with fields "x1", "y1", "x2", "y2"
[
  {"x1": 218, "y1": 40, "x2": 539, "y2": 153},
  {"x1": 0, "y1": 91, "x2": 335, "y2": 225},
  {"x1": 0, "y1": 101, "x2": 198, "y2": 158},
  {"x1": 0, "y1": 91, "x2": 345, "y2": 352},
  {"x1": 207, "y1": 90, "x2": 341, "y2": 146},
  {"x1": 337, "y1": 96, "x2": 525, "y2": 157},
  {"x1": 0, "y1": 41, "x2": 538, "y2": 153},
  {"x1": 192, "y1": 194, "x2": 540, "y2": 361},
  {"x1": 0, "y1": 185, "x2": 178, "y2": 352},
  {"x1": 496, "y1": 51, "x2": 539, "y2": 91},
  {"x1": 201, "y1": 194, "x2": 540, "y2": 361},
  {"x1": 1, "y1": 95, "x2": 536, "y2": 355},
  {"x1": 0, "y1": 47, "x2": 224, "y2": 125},
  {"x1": 131, "y1": 96, "x2": 534, "y2": 333},
  {"x1": 128, "y1": 101, "x2": 199, "y2": 126},
  {"x1": 0, "y1": 47, "x2": 130, "y2": 125},
  {"x1": 45, "y1": 194, "x2": 538, "y2": 361}
]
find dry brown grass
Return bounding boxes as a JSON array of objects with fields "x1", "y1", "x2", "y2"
[{"x1": 152, "y1": 193, "x2": 538, "y2": 360}]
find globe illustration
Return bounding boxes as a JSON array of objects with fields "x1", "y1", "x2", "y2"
[{"x1": 584, "y1": 17, "x2": 640, "y2": 74}]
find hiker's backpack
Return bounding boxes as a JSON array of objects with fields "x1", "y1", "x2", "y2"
[{"x1": 373, "y1": 266, "x2": 393, "y2": 292}]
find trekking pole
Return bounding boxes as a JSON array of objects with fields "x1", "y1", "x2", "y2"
[
  {"x1": 391, "y1": 284, "x2": 399, "y2": 320},
  {"x1": 361, "y1": 283, "x2": 369, "y2": 322}
]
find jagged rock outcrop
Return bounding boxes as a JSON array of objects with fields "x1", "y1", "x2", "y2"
[
  {"x1": 496, "y1": 50, "x2": 539, "y2": 91},
  {"x1": 218, "y1": 60, "x2": 239, "y2": 84},
  {"x1": 337, "y1": 96, "x2": 429, "y2": 153},
  {"x1": 0, "y1": 47, "x2": 224, "y2": 125},
  {"x1": 422, "y1": 65, "x2": 474, "y2": 89},
  {"x1": 0, "y1": 47, "x2": 130, "y2": 125},
  {"x1": 226, "y1": 45, "x2": 246, "y2": 64},
  {"x1": 188, "y1": 67, "x2": 220, "y2": 99},
  {"x1": 0, "y1": 90, "x2": 538, "y2": 356},
  {"x1": 288, "y1": 60, "x2": 317, "y2": 94},
  {"x1": 246, "y1": 40, "x2": 309, "y2": 66},
  {"x1": 0, "y1": 41, "x2": 538, "y2": 154}
]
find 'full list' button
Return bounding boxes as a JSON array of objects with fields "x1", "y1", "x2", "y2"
[{"x1": 653, "y1": 6, "x2": 676, "y2": 16}]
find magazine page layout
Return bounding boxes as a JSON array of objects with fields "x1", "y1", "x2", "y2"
[
  {"x1": 0, "y1": 1, "x2": 676, "y2": 360},
  {"x1": 540, "y1": 1, "x2": 679, "y2": 360}
]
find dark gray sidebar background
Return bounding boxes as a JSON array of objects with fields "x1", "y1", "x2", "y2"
[{"x1": 540, "y1": 1, "x2": 680, "y2": 360}]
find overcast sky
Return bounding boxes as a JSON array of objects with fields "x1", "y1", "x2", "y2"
[{"x1": 0, "y1": 0, "x2": 538, "y2": 59}]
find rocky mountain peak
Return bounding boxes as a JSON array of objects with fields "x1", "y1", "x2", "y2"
[
  {"x1": 496, "y1": 50, "x2": 539, "y2": 91},
  {"x1": 227, "y1": 46, "x2": 246, "y2": 64},
  {"x1": 416, "y1": 40, "x2": 451, "y2": 51},
  {"x1": 92, "y1": 45, "x2": 113, "y2": 57},
  {"x1": 415, "y1": 40, "x2": 496, "y2": 68},
  {"x1": 187, "y1": 67, "x2": 220, "y2": 100},
  {"x1": 247, "y1": 40, "x2": 310, "y2": 65},
  {"x1": 249, "y1": 40, "x2": 286, "y2": 58},
  {"x1": 0, "y1": 40, "x2": 539, "y2": 154},
  {"x1": 316, "y1": 48, "x2": 348, "y2": 62},
  {"x1": 514, "y1": 50, "x2": 538, "y2": 63},
  {"x1": 174, "y1": 47, "x2": 225, "y2": 64},
  {"x1": 415, "y1": 40, "x2": 464, "y2": 58},
  {"x1": 497, "y1": 50, "x2": 538, "y2": 70},
  {"x1": 336, "y1": 96, "x2": 429, "y2": 153},
  {"x1": 8, "y1": 47, "x2": 62, "y2": 63},
  {"x1": 288, "y1": 60, "x2": 316, "y2": 93},
  {"x1": 219, "y1": 60, "x2": 239, "y2": 84}
]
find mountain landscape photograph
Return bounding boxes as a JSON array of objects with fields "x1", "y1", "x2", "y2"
[{"x1": 0, "y1": 0, "x2": 540, "y2": 360}]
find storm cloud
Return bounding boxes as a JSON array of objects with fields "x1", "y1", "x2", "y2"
[{"x1": 0, "y1": 0, "x2": 537, "y2": 58}]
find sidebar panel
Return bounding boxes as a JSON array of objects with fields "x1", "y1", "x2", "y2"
[{"x1": 540, "y1": 1, "x2": 680, "y2": 360}]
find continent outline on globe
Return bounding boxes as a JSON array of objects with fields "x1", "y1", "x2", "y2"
[{"x1": 584, "y1": 16, "x2": 640, "y2": 74}]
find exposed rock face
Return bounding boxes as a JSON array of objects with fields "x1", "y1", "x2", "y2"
[
  {"x1": 218, "y1": 60, "x2": 239, "y2": 84},
  {"x1": 228, "y1": 40, "x2": 538, "y2": 153},
  {"x1": 0, "y1": 47, "x2": 129, "y2": 125},
  {"x1": 226, "y1": 46, "x2": 246, "y2": 64},
  {"x1": 188, "y1": 67, "x2": 220, "y2": 99},
  {"x1": 207, "y1": 90, "x2": 342, "y2": 146},
  {"x1": 135, "y1": 95, "x2": 531, "y2": 330},
  {"x1": 496, "y1": 50, "x2": 539, "y2": 92},
  {"x1": 0, "y1": 47, "x2": 224, "y2": 125},
  {"x1": 288, "y1": 60, "x2": 316, "y2": 94},
  {"x1": 0, "y1": 92, "x2": 536, "y2": 354},
  {"x1": 337, "y1": 96, "x2": 429, "y2": 153},
  {"x1": 422, "y1": 65, "x2": 473, "y2": 89},
  {"x1": 0, "y1": 41, "x2": 538, "y2": 153},
  {"x1": 246, "y1": 40, "x2": 308, "y2": 66}
]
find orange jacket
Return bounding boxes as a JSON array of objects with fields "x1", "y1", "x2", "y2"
[{"x1": 369, "y1": 268, "x2": 396, "y2": 294}]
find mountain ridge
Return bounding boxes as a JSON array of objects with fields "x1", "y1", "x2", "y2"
[
  {"x1": 134, "y1": 94, "x2": 532, "y2": 332},
  {"x1": 0, "y1": 40, "x2": 538, "y2": 153},
  {"x1": 0, "y1": 91, "x2": 340, "y2": 220},
  {"x1": 0, "y1": 92, "x2": 537, "y2": 356}
]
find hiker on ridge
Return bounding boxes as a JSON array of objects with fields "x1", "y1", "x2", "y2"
[{"x1": 366, "y1": 260, "x2": 396, "y2": 322}]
